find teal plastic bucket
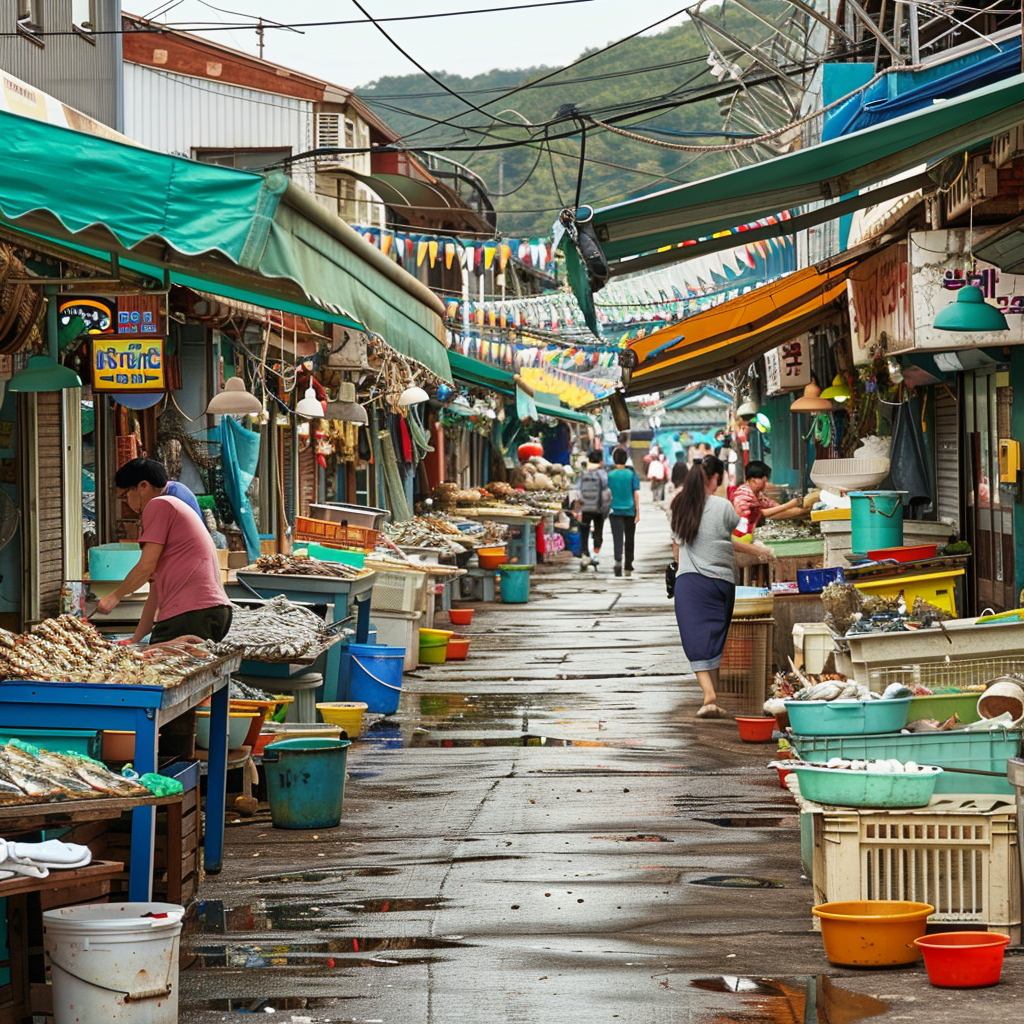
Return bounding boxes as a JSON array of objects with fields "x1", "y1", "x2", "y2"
[
  {"x1": 348, "y1": 643, "x2": 404, "y2": 714},
  {"x1": 498, "y1": 564, "x2": 531, "y2": 603},
  {"x1": 849, "y1": 491, "x2": 903, "y2": 555},
  {"x1": 262, "y1": 737, "x2": 351, "y2": 829}
]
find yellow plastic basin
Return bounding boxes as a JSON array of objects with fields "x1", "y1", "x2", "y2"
[
  {"x1": 812, "y1": 900, "x2": 933, "y2": 967},
  {"x1": 316, "y1": 701, "x2": 368, "y2": 738}
]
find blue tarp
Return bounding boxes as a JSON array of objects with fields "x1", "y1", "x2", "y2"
[
  {"x1": 824, "y1": 40, "x2": 1023, "y2": 140},
  {"x1": 219, "y1": 416, "x2": 261, "y2": 562}
]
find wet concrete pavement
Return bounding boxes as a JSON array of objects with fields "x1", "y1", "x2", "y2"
[{"x1": 181, "y1": 492, "x2": 1024, "y2": 1022}]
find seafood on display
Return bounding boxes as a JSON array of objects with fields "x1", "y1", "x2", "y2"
[
  {"x1": 0, "y1": 741, "x2": 151, "y2": 805},
  {"x1": 212, "y1": 595, "x2": 337, "y2": 663},
  {"x1": 0, "y1": 615, "x2": 219, "y2": 686},
  {"x1": 247, "y1": 554, "x2": 369, "y2": 579}
]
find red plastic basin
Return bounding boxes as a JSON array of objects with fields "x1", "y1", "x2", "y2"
[
  {"x1": 448, "y1": 608, "x2": 474, "y2": 626},
  {"x1": 736, "y1": 717, "x2": 775, "y2": 743},
  {"x1": 776, "y1": 765, "x2": 794, "y2": 788},
  {"x1": 446, "y1": 638, "x2": 471, "y2": 660},
  {"x1": 915, "y1": 932, "x2": 1010, "y2": 988},
  {"x1": 867, "y1": 544, "x2": 938, "y2": 563}
]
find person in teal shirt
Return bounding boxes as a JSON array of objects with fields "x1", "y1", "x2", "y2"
[{"x1": 606, "y1": 448, "x2": 640, "y2": 577}]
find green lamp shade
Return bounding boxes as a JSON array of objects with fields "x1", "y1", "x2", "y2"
[
  {"x1": 8, "y1": 356, "x2": 83, "y2": 392},
  {"x1": 933, "y1": 285, "x2": 1009, "y2": 332},
  {"x1": 820, "y1": 373, "x2": 851, "y2": 403}
]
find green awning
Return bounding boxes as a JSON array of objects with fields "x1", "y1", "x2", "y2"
[
  {"x1": 448, "y1": 350, "x2": 516, "y2": 394},
  {"x1": 534, "y1": 392, "x2": 593, "y2": 425},
  {"x1": 0, "y1": 110, "x2": 451, "y2": 380},
  {"x1": 594, "y1": 72, "x2": 1024, "y2": 271}
]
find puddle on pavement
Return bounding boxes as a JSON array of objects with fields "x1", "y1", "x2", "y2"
[
  {"x1": 189, "y1": 996, "x2": 339, "y2": 1014},
  {"x1": 689, "y1": 976, "x2": 887, "y2": 1023},
  {"x1": 407, "y1": 731, "x2": 607, "y2": 748},
  {"x1": 690, "y1": 876, "x2": 783, "y2": 889},
  {"x1": 340, "y1": 896, "x2": 448, "y2": 913},
  {"x1": 694, "y1": 817, "x2": 789, "y2": 828},
  {"x1": 189, "y1": 934, "x2": 463, "y2": 968}
]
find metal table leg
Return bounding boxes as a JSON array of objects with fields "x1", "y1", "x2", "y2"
[{"x1": 203, "y1": 684, "x2": 230, "y2": 875}]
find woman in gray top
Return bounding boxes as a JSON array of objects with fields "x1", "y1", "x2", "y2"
[{"x1": 670, "y1": 455, "x2": 770, "y2": 719}]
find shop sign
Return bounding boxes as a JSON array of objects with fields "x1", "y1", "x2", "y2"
[
  {"x1": 764, "y1": 337, "x2": 811, "y2": 395},
  {"x1": 846, "y1": 242, "x2": 911, "y2": 364},
  {"x1": 91, "y1": 337, "x2": 166, "y2": 392},
  {"x1": 116, "y1": 295, "x2": 163, "y2": 335},
  {"x1": 59, "y1": 296, "x2": 115, "y2": 335},
  {"x1": 911, "y1": 229, "x2": 1024, "y2": 349}
]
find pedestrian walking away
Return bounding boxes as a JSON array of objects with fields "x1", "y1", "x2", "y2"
[
  {"x1": 669, "y1": 454, "x2": 770, "y2": 718},
  {"x1": 577, "y1": 449, "x2": 611, "y2": 570},
  {"x1": 607, "y1": 448, "x2": 640, "y2": 577},
  {"x1": 646, "y1": 449, "x2": 667, "y2": 502},
  {"x1": 96, "y1": 461, "x2": 233, "y2": 643}
]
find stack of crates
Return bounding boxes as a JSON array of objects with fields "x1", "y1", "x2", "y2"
[
  {"x1": 803, "y1": 792, "x2": 1021, "y2": 942},
  {"x1": 718, "y1": 616, "x2": 774, "y2": 713}
]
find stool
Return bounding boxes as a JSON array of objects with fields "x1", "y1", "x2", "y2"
[
  {"x1": 460, "y1": 568, "x2": 496, "y2": 602},
  {"x1": 236, "y1": 672, "x2": 322, "y2": 723}
]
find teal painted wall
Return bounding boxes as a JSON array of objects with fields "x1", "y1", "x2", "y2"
[{"x1": 1011, "y1": 349, "x2": 1024, "y2": 603}]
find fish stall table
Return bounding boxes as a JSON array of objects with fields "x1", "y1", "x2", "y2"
[
  {"x1": 0, "y1": 651, "x2": 240, "y2": 902},
  {"x1": 227, "y1": 569, "x2": 376, "y2": 700},
  {"x1": 455, "y1": 510, "x2": 545, "y2": 566}
]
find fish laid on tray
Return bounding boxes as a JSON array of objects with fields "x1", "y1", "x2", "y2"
[{"x1": 0, "y1": 742, "x2": 151, "y2": 804}]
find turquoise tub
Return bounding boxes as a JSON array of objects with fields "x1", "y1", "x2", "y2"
[
  {"x1": 790, "y1": 764, "x2": 942, "y2": 808},
  {"x1": 785, "y1": 698, "x2": 911, "y2": 736},
  {"x1": 262, "y1": 737, "x2": 351, "y2": 829}
]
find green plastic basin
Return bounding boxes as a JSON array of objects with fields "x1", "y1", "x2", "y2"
[
  {"x1": 906, "y1": 693, "x2": 981, "y2": 725},
  {"x1": 791, "y1": 764, "x2": 942, "y2": 808}
]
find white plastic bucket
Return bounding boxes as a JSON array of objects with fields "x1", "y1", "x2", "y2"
[{"x1": 44, "y1": 902, "x2": 184, "y2": 1024}]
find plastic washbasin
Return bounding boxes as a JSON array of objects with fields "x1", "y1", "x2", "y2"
[
  {"x1": 813, "y1": 900, "x2": 932, "y2": 966},
  {"x1": 915, "y1": 932, "x2": 1011, "y2": 988},
  {"x1": 787, "y1": 729, "x2": 1021, "y2": 795},
  {"x1": 784, "y1": 697, "x2": 911, "y2": 736},
  {"x1": 907, "y1": 692, "x2": 982, "y2": 725},
  {"x1": 788, "y1": 764, "x2": 942, "y2": 808}
]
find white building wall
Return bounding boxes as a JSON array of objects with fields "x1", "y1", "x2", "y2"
[{"x1": 123, "y1": 62, "x2": 316, "y2": 193}]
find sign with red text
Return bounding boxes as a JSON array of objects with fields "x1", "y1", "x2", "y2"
[{"x1": 764, "y1": 337, "x2": 811, "y2": 395}]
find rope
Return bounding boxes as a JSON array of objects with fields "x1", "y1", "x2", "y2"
[{"x1": 586, "y1": 62, "x2": 921, "y2": 154}]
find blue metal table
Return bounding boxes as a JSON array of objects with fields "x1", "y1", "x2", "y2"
[
  {"x1": 0, "y1": 652, "x2": 239, "y2": 901},
  {"x1": 229, "y1": 570, "x2": 376, "y2": 703}
]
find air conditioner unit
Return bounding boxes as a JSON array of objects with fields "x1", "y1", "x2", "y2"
[
  {"x1": 326, "y1": 326, "x2": 370, "y2": 369},
  {"x1": 992, "y1": 125, "x2": 1024, "y2": 168},
  {"x1": 945, "y1": 156, "x2": 998, "y2": 220}
]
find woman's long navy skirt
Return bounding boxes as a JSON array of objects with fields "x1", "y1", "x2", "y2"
[{"x1": 673, "y1": 572, "x2": 735, "y2": 672}]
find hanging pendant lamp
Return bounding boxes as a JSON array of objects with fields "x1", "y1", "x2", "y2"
[
  {"x1": 8, "y1": 356, "x2": 82, "y2": 393},
  {"x1": 398, "y1": 385, "x2": 429, "y2": 407},
  {"x1": 820, "y1": 374, "x2": 852, "y2": 403},
  {"x1": 325, "y1": 381, "x2": 368, "y2": 425},
  {"x1": 205, "y1": 376, "x2": 262, "y2": 415},
  {"x1": 295, "y1": 386, "x2": 325, "y2": 419},
  {"x1": 933, "y1": 285, "x2": 1009, "y2": 332},
  {"x1": 790, "y1": 381, "x2": 832, "y2": 413}
]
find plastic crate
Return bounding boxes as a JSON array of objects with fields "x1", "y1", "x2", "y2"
[
  {"x1": 868, "y1": 657, "x2": 1024, "y2": 693},
  {"x1": 853, "y1": 568, "x2": 964, "y2": 617},
  {"x1": 0, "y1": 727, "x2": 101, "y2": 758},
  {"x1": 788, "y1": 729, "x2": 1022, "y2": 795},
  {"x1": 718, "y1": 616, "x2": 773, "y2": 713},
  {"x1": 797, "y1": 566, "x2": 845, "y2": 594},
  {"x1": 370, "y1": 569, "x2": 427, "y2": 614},
  {"x1": 294, "y1": 515, "x2": 380, "y2": 552},
  {"x1": 809, "y1": 797, "x2": 1020, "y2": 942}
]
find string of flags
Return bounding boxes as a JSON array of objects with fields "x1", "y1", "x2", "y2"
[
  {"x1": 449, "y1": 331, "x2": 623, "y2": 375},
  {"x1": 517, "y1": 366, "x2": 615, "y2": 408},
  {"x1": 351, "y1": 226, "x2": 557, "y2": 275}
]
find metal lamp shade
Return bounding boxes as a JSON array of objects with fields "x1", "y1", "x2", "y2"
[
  {"x1": 205, "y1": 376, "x2": 263, "y2": 415},
  {"x1": 399, "y1": 386, "x2": 429, "y2": 407},
  {"x1": 736, "y1": 399, "x2": 759, "y2": 419},
  {"x1": 933, "y1": 285, "x2": 1009, "y2": 332},
  {"x1": 325, "y1": 382, "x2": 368, "y2": 424},
  {"x1": 295, "y1": 386, "x2": 325, "y2": 419},
  {"x1": 790, "y1": 381, "x2": 832, "y2": 413},
  {"x1": 8, "y1": 356, "x2": 82, "y2": 392},
  {"x1": 820, "y1": 374, "x2": 851, "y2": 403}
]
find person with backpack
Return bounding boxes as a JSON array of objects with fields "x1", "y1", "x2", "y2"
[
  {"x1": 645, "y1": 448, "x2": 667, "y2": 502},
  {"x1": 607, "y1": 448, "x2": 640, "y2": 577},
  {"x1": 577, "y1": 449, "x2": 610, "y2": 571}
]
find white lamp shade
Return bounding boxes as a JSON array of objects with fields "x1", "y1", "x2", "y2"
[
  {"x1": 296, "y1": 386, "x2": 325, "y2": 419},
  {"x1": 399, "y1": 386, "x2": 429, "y2": 407},
  {"x1": 206, "y1": 376, "x2": 262, "y2": 416}
]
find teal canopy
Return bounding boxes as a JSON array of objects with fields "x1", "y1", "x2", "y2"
[
  {"x1": 593, "y1": 72, "x2": 1024, "y2": 271},
  {"x1": 0, "y1": 110, "x2": 451, "y2": 380}
]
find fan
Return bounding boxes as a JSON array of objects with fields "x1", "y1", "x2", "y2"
[{"x1": 0, "y1": 490, "x2": 19, "y2": 553}]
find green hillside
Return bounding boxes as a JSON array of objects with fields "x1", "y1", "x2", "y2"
[{"x1": 355, "y1": 12, "x2": 780, "y2": 238}]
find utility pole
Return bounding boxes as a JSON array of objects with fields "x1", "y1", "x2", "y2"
[{"x1": 257, "y1": 18, "x2": 265, "y2": 60}]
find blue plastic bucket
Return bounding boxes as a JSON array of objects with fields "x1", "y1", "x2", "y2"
[
  {"x1": 262, "y1": 737, "x2": 351, "y2": 829},
  {"x1": 348, "y1": 643, "x2": 405, "y2": 714},
  {"x1": 849, "y1": 491, "x2": 903, "y2": 555},
  {"x1": 498, "y1": 564, "x2": 531, "y2": 603}
]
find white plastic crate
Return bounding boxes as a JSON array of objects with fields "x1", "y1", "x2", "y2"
[
  {"x1": 369, "y1": 609, "x2": 421, "y2": 671},
  {"x1": 811, "y1": 797, "x2": 1020, "y2": 942},
  {"x1": 370, "y1": 569, "x2": 427, "y2": 614}
]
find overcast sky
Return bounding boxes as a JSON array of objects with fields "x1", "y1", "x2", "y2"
[{"x1": 140, "y1": 1, "x2": 689, "y2": 90}]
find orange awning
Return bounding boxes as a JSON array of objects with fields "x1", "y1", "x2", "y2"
[{"x1": 623, "y1": 259, "x2": 858, "y2": 395}]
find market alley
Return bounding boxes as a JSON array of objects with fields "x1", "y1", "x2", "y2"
[{"x1": 179, "y1": 494, "x2": 1010, "y2": 1024}]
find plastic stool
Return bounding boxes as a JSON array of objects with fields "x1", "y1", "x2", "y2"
[
  {"x1": 237, "y1": 672, "x2": 322, "y2": 724},
  {"x1": 460, "y1": 568, "x2": 496, "y2": 602}
]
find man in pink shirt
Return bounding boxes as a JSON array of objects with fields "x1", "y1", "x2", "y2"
[{"x1": 95, "y1": 477, "x2": 232, "y2": 644}]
